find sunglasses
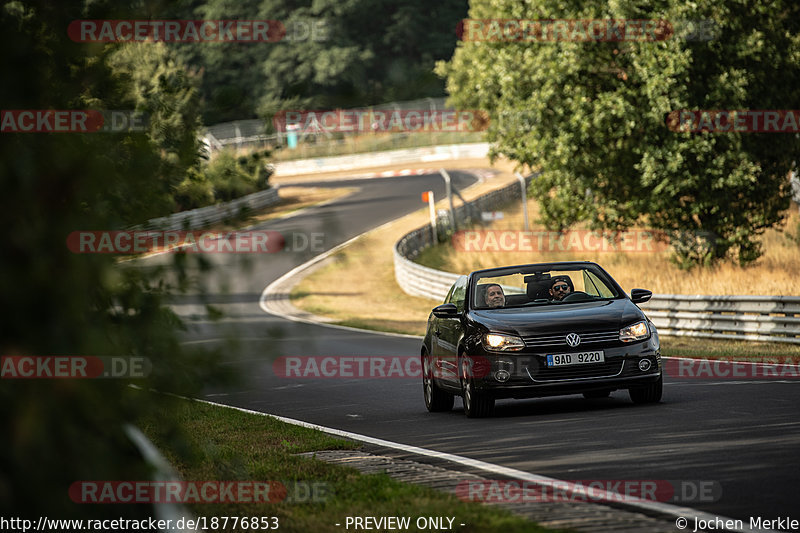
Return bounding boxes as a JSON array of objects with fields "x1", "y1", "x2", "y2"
[{"x1": 552, "y1": 284, "x2": 569, "y2": 291}]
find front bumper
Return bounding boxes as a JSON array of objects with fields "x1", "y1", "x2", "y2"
[{"x1": 469, "y1": 340, "x2": 661, "y2": 399}]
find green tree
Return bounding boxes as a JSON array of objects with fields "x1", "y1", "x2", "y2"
[
  {"x1": 439, "y1": 0, "x2": 800, "y2": 266},
  {"x1": 0, "y1": 0, "x2": 228, "y2": 519},
  {"x1": 165, "y1": 0, "x2": 468, "y2": 123},
  {"x1": 108, "y1": 41, "x2": 205, "y2": 207}
]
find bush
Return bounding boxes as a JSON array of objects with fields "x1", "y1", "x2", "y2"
[
  {"x1": 173, "y1": 167, "x2": 215, "y2": 210},
  {"x1": 204, "y1": 151, "x2": 257, "y2": 202},
  {"x1": 169, "y1": 149, "x2": 274, "y2": 210},
  {"x1": 237, "y1": 150, "x2": 273, "y2": 190}
]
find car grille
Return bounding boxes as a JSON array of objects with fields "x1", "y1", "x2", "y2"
[
  {"x1": 527, "y1": 359, "x2": 625, "y2": 382},
  {"x1": 522, "y1": 330, "x2": 620, "y2": 349}
]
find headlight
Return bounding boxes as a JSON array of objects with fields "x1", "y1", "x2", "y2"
[
  {"x1": 483, "y1": 333, "x2": 525, "y2": 352},
  {"x1": 619, "y1": 321, "x2": 650, "y2": 342}
]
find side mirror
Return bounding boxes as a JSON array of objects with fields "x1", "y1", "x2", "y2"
[
  {"x1": 630, "y1": 289, "x2": 652, "y2": 304},
  {"x1": 432, "y1": 303, "x2": 460, "y2": 318}
]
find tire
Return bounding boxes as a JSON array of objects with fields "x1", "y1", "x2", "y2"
[
  {"x1": 423, "y1": 352, "x2": 454, "y2": 412},
  {"x1": 583, "y1": 389, "x2": 612, "y2": 399},
  {"x1": 461, "y1": 357, "x2": 494, "y2": 418},
  {"x1": 629, "y1": 376, "x2": 663, "y2": 404}
]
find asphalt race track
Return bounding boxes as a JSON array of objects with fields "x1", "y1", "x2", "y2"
[{"x1": 142, "y1": 171, "x2": 800, "y2": 525}]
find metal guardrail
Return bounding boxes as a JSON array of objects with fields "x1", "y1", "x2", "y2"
[
  {"x1": 203, "y1": 119, "x2": 276, "y2": 152},
  {"x1": 201, "y1": 98, "x2": 452, "y2": 153},
  {"x1": 274, "y1": 143, "x2": 489, "y2": 177},
  {"x1": 641, "y1": 295, "x2": 800, "y2": 344},
  {"x1": 394, "y1": 174, "x2": 531, "y2": 300},
  {"x1": 123, "y1": 424, "x2": 194, "y2": 530},
  {"x1": 393, "y1": 179, "x2": 800, "y2": 344},
  {"x1": 138, "y1": 188, "x2": 280, "y2": 231}
]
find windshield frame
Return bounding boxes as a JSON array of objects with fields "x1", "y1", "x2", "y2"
[{"x1": 468, "y1": 262, "x2": 626, "y2": 310}]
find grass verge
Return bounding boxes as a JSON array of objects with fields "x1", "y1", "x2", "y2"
[
  {"x1": 659, "y1": 336, "x2": 800, "y2": 361},
  {"x1": 290, "y1": 158, "x2": 521, "y2": 336},
  {"x1": 137, "y1": 395, "x2": 563, "y2": 533},
  {"x1": 415, "y1": 199, "x2": 800, "y2": 297}
]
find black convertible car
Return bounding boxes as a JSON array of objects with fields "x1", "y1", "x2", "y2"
[{"x1": 422, "y1": 261, "x2": 662, "y2": 417}]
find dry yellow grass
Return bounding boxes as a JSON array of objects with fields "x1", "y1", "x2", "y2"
[
  {"x1": 429, "y1": 198, "x2": 800, "y2": 296},
  {"x1": 291, "y1": 158, "x2": 523, "y2": 335},
  {"x1": 292, "y1": 156, "x2": 800, "y2": 336},
  {"x1": 291, "y1": 159, "x2": 800, "y2": 349}
]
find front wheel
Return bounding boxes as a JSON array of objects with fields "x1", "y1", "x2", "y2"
[
  {"x1": 423, "y1": 352, "x2": 454, "y2": 412},
  {"x1": 629, "y1": 376, "x2": 663, "y2": 404},
  {"x1": 461, "y1": 358, "x2": 494, "y2": 418}
]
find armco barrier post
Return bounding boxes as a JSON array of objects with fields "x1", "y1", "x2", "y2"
[
  {"x1": 439, "y1": 168, "x2": 457, "y2": 231},
  {"x1": 514, "y1": 172, "x2": 530, "y2": 230},
  {"x1": 422, "y1": 191, "x2": 436, "y2": 244}
]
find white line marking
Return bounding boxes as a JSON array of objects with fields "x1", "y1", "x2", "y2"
[
  {"x1": 192, "y1": 396, "x2": 762, "y2": 533},
  {"x1": 259, "y1": 169, "x2": 490, "y2": 339},
  {"x1": 249, "y1": 170, "x2": 785, "y2": 532},
  {"x1": 258, "y1": 217, "x2": 421, "y2": 339}
]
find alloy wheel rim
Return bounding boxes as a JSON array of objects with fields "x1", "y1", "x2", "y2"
[
  {"x1": 423, "y1": 357, "x2": 432, "y2": 404},
  {"x1": 462, "y1": 361, "x2": 472, "y2": 410}
]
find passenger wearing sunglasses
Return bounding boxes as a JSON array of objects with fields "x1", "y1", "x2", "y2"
[{"x1": 549, "y1": 278, "x2": 572, "y2": 301}]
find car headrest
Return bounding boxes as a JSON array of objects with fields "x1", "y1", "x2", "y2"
[{"x1": 526, "y1": 280, "x2": 552, "y2": 300}]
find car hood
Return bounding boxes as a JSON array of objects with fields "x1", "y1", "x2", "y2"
[{"x1": 470, "y1": 298, "x2": 644, "y2": 336}]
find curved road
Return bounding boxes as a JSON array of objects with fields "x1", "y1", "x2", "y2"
[{"x1": 145, "y1": 170, "x2": 800, "y2": 526}]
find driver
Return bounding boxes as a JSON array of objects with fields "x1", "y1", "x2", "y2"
[
  {"x1": 549, "y1": 278, "x2": 572, "y2": 301},
  {"x1": 485, "y1": 284, "x2": 506, "y2": 308}
]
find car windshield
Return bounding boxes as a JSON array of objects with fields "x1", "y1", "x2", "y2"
[{"x1": 472, "y1": 264, "x2": 622, "y2": 309}]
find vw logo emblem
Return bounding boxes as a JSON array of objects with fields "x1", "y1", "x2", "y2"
[{"x1": 566, "y1": 333, "x2": 581, "y2": 347}]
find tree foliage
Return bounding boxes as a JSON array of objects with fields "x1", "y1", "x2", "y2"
[
  {"x1": 439, "y1": 0, "x2": 800, "y2": 266},
  {"x1": 165, "y1": 0, "x2": 469, "y2": 123},
  {"x1": 108, "y1": 41, "x2": 205, "y2": 197},
  {"x1": 0, "y1": 0, "x2": 230, "y2": 519}
]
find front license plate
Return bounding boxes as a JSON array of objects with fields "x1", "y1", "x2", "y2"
[{"x1": 546, "y1": 351, "x2": 605, "y2": 367}]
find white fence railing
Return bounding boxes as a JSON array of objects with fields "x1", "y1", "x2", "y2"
[
  {"x1": 641, "y1": 295, "x2": 800, "y2": 344},
  {"x1": 393, "y1": 183, "x2": 800, "y2": 345},
  {"x1": 394, "y1": 173, "x2": 531, "y2": 300},
  {"x1": 274, "y1": 143, "x2": 489, "y2": 177},
  {"x1": 138, "y1": 188, "x2": 280, "y2": 231}
]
